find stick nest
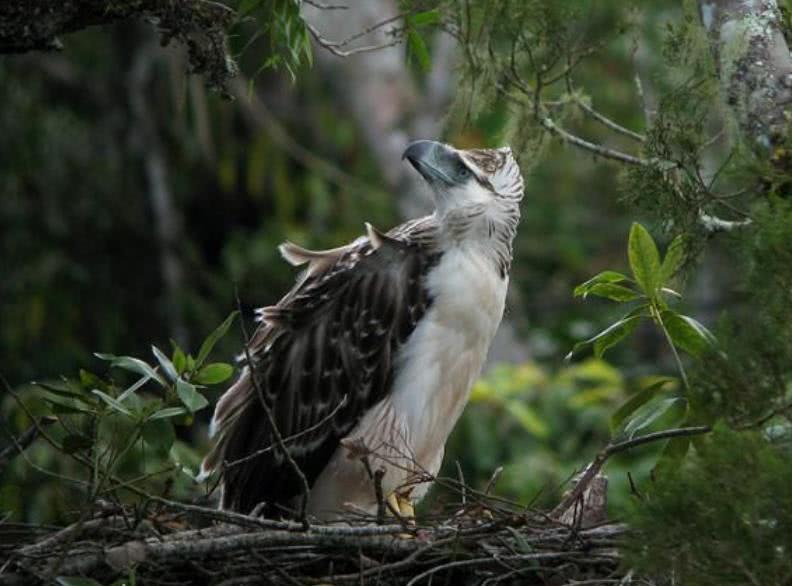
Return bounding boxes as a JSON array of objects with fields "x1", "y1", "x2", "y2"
[{"x1": 1, "y1": 494, "x2": 626, "y2": 586}]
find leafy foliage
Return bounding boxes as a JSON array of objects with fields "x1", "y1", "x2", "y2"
[
  {"x1": 2, "y1": 316, "x2": 237, "y2": 522},
  {"x1": 625, "y1": 427, "x2": 792, "y2": 585}
]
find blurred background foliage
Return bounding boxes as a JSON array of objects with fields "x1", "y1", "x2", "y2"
[{"x1": 2, "y1": 5, "x2": 791, "y2": 569}]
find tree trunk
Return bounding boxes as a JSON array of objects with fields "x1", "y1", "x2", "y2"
[{"x1": 699, "y1": 0, "x2": 792, "y2": 149}]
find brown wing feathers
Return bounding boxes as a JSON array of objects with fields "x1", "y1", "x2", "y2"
[{"x1": 202, "y1": 220, "x2": 439, "y2": 515}]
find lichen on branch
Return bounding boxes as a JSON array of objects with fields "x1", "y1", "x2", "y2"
[{"x1": 0, "y1": 0, "x2": 238, "y2": 92}]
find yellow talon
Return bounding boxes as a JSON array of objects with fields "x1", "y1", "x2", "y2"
[
  {"x1": 397, "y1": 494, "x2": 416, "y2": 526},
  {"x1": 386, "y1": 492, "x2": 400, "y2": 516}
]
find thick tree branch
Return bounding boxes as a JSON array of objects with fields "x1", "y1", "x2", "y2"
[{"x1": 0, "y1": 0, "x2": 237, "y2": 92}]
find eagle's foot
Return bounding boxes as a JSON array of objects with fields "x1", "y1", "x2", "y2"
[
  {"x1": 397, "y1": 494, "x2": 416, "y2": 527},
  {"x1": 386, "y1": 491, "x2": 416, "y2": 538}
]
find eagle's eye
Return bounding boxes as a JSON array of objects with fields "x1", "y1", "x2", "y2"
[{"x1": 457, "y1": 164, "x2": 471, "y2": 179}]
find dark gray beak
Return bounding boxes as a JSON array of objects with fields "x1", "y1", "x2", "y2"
[{"x1": 403, "y1": 140, "x2": 455, "y2": 185}]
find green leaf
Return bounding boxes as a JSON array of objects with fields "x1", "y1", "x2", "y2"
[
  {"x1": 622, "y1": 397, "x2": 686, "y2": 439},
  {"x1": 91, "y1": 390, "x2": 133, "y2": 417},
  {"x1": 594, "y1": 315, "x2": 641, "y2": 358},
  {"x1": 628, "y1": 223, "x2": 662, "y2": 296},
  {"x1": 411, "y1": 9, "x2": 441, "y2": 26},
  {"x1": 78, "y1": 369, "x2": 104, "y2": 390},
  {"x1": 172, "y1": 344, "x2": 187, "y2": 375},
  {"x1": 94, "y1": 353, "x2": 165, "y2": 387},
  {"x1": 566, "y1": 314, "x2": 642, "y2": 360},
  {"x1": 653, "y1": 435, "x2": 691, "y2": 477},
  {"x1": 585, "y1": 283, "x2": 642, "y2": 303},
  {"x1": 62, "y1": 434, "x2": 93, "y2": 454},
  {"x1": 176, "y1": 378, "x2": 209, "y2": 413},
  {"x1": 117, "y1": 375, "x2": 152, "y2": 403},
  {"x1": 149, "y1": 406, "x2": 188, "y2": 420},
  {"x1": 610, "y1": 377, "x2": 677, "y2": 432},
  {"x1": 196, "y1": 312, "x2": 238, "y2": 369},
  {"x1": 142, "y1": 417, "x2": 175, "y2": 456},
  {"x1": 573, "y1": 270, "x2": 631, "y2": 297},
  {"x1": 661, "y1": 311, "x2": 716, "y2": 357},
  {"x1": 41, "y1": 393, "x2": 95, "y2": 415},
  {"x1": 152, "y1": 345, "x2": 178, "y2": 382},
  {"x1": 660, "y1": 234, "x2": 685, "y2": 284},
  {"x1": 35, "y1": 381, "x2": 93, "y2": 404},
  {"x1": 407, "y1": 30, "x2": 431, "y2": 71},
  {"x1": 194, "y1": 363, "x2": 234, "y2": 385}
]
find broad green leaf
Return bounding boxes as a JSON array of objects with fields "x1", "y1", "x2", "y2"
[
  {"x1": 35, "y1": 381, "x2": 93, "y2": 404},
  {"x1": 41, "y1": 393, "x2": 95, "y2": 415},
  {"x1": 585, "y1": 283, "x2": 641, "y2": 303},
  {"x1": 622, "y1": 396, "x2": 686, "y2": 439},
  {"x1": 566, "y1": 314, "x2": 642, "y2": 360},
  {"x1": 94, "y1": 353, "x2": 165, "y2": 387},
  {"x1": 412, "y1": 9, "x2": 441, "y2": 26},
  {"x1": 592, "y1": 316, "x2": 641, "y2": 358},
  {"x1": 149, "y1": 406, "x2": 188, "y2": 420},
  {"x1": 92, "y1": 390, "x2": 133, "y2": 417},
  {"x1": 407, "y1": 30, "x2": 431, "y2": 71},
  {"x1": 176, "y1": 378, "x2": 209, "y2": 413},
  {"x1": 573, "y1": 270, "x2": 630, "y2": 297},
  {"x1": 660, "y1": 234, "x2": 685, "y2": 284},
  {"x1": 627, "y1": 223, "x2": 661, "y2": 296},
  {"x1": 661, "y1": 311, "x2": 716, "y2": 357},
  {"x1": 194, "y1": 363, "x2": 234, "y2": 385},
  {"x1": 196, "y1": 312, "x2": 238, "y2": 369},
  {"x1": 172, "y1": 344, "x2": 187, "y2": 375},
  {"x1": 653, "y1": 435, "x2": 691, "y2": 477},
  {"x1": 117, "y1": 375, "x2": 152, "y2": 403},
  {"x1": 152, "y1": 345, "x2": 178, "y2": 382},
  {"x1": 610, "y1": 377, "x2": 677, "y2": 432},
  {"x1": 142, "y1": 418, "x2": 175, "y2": 456},
  {"x1": 78, "y1": 369, "x2": 104, "y2": 390},
  {"x1": 661, "y1": 287, "x2": 682, "y2": 299},
  {"x1": 61, "y1": 434, "x2": 93, "y2": 454}
]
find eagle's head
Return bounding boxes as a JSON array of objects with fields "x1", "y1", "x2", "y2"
[
  {"x1": 403, "y1": 140, "x2": 523, "y2": 214},
  {"x1": 403, "y1": 140, "x2": 523, "y2": 272}
]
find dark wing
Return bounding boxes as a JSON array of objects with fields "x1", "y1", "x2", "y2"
[{"x1": 201, "y1": 217, "x2": 439, "y2": 515}]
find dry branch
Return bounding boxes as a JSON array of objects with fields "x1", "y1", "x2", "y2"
[{"x1": 1, "y1": 504, "x2": 626, "y2": 585}]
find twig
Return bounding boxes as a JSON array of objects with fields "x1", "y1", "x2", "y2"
[
  {"x1": 304, "y1": 0, "x2": 348, "y2": 9},
  {"x1": 574, "y1": 96, "x2": 646, "y2": 142},
  {"x1": 551, "y1": 426, "x2": 711, "y2": 519},
  {"x1": 230, "y1": 78, "x2": 387, "y2": 198},
  {"x1": 304, "y1": 19, "x2": 403, "y2": 57},
  {"x1": 0, "y1": 419, "x2": 54, "y2": 473},
  {"x1": 222, "y1": 396, "x2": 347, "y2": 471},
  {"x1": 697, "y1": 212, "x2": 752, "y2": 232},
  {"x1": 541, "y1": 118, "x2": 649, "y2": 166},
  {"x1": 235, "y1": 290, "x2": 311, "y2": 528},
  {"x1": 455, "y1": 461, "x2": 466, "y2": 507}
]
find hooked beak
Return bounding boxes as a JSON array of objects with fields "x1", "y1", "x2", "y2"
[{"x1": 403, "y1": 140, "x2": 455, "y2": 186}]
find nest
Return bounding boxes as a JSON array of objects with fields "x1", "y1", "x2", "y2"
[{"x1": 0, "y1": 480, "x2": 626, "y2": 586}]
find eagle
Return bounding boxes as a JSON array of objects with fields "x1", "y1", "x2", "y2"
[{"x1": 201, "y1": 140, "x2": 524, "y2": 521}]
